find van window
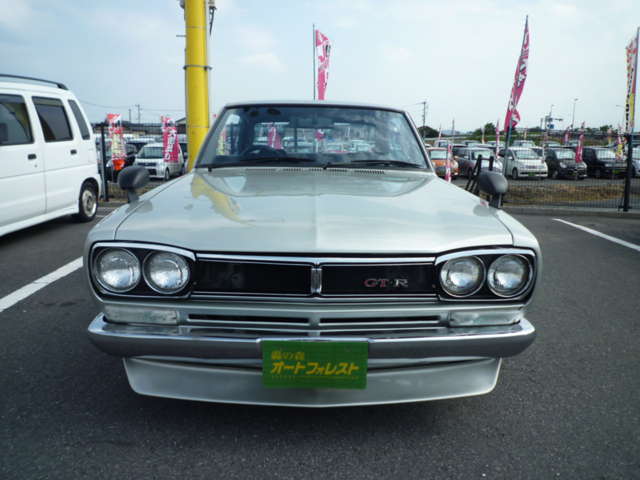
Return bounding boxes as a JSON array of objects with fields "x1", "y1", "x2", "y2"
[
  {"x1": 0, "y1": 94, "x2": 33, "y2": 145},
  {"x1": 33, "y1": 96, "x2": 73, "y2": 142},
  {"x1": 68, "y1": 100, "x2": 91, "y2": 140}
]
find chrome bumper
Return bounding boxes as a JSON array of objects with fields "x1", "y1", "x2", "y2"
[{"x1": 88, "y1": 313, "x2": 536, "y2": 361}]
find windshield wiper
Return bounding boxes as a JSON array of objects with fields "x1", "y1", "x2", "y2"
[
  {"x1": 323, "y1": 160, "x2": 423, "y2": 169},
  {"x1": 201, "y1": 157, "x2": 317, "y2": 170}
]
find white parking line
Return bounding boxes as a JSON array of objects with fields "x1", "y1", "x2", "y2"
[
  {"x1": 553, "y1": 218, "x2": 640, "y2": 253},
  {"x1": 0, "y1": 257, "x2": 83, "y2": 313}
]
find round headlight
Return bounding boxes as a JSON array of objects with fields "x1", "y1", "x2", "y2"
[
  {"x1": 94, "y1": 249, "x2": 140, "y2": 293},
  {"x1": 143, "y1": 252, "x2": 190, "y2": 294},
  {"x1": 487, "y1": 255, "x2": 530, "y2": 297},
  {"x1": 439, "y1": 256, "x2": 485, "y2": 297}
]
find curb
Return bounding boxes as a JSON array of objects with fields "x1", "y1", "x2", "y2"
[{"x1": 504, "y1": 206, "x2": 640, "y2": 219}]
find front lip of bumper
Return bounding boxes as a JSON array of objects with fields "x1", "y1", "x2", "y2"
[
  {"x1": 123, "y1": 356, "x2": 503, "y2": 407},
  {"x1": 88, "y1": 313, "x2": 536, "y2": 361}
]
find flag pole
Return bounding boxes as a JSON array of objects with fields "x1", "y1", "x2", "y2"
[{"x1": 312, "y1": 23, "x2": 316, "y2": 100}]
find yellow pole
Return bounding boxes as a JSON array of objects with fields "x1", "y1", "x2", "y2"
[{"x1": 184, "y1": 0, "x2": 210, "y2": 172}]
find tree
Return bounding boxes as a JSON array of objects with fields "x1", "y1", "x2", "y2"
[{"x1": 417, "y1": 125, "x2": 439, "y2": 138}]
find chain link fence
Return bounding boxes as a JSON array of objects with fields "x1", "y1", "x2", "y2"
[{"x1": 435, "y1": 129, "x2": 639, "y2": 211}]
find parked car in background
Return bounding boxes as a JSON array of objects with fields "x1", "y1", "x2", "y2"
[
  {"x1": 426, "y1": 147, "x2": 459, "y2": 178},
  {"x1": 500, "y1": 147, "x2": 548, "y2": 179},
  {"x1": 632, "y1": 149, "x2": 640, "y2": 177},
  {"x1": 542, "y1": 141, "x2": 562, "y2": 148},
  {"x1": 179, "y1": 141, "x2": 188, "y2": 165},
  {"x1": 582, "y1": 147, "x2": 626, "y2": 178},
  {"x1": 545, "y1": 147, "x2": 587, "y2": 179},
  {"x1": 86, "y1": 100, "x2": 539, "y2": 407},
  {"x1": 456, "y1": 147, "x2": 503, "y2": 177},
  {"x1": 531, "y1": 147, "x2": 543, "y2": 157},
  {"x1": 134, "y1": 142, "x2": 184, "y2": 181},
  {"x1": 434, "y1": 139, "x2": 452, "y2": 148},
  {"x1": 127, "y1": 137, "x2": 153, "y2": 154},
  {"x1": 512, "y1": 140, "x2": 536, "y2": 147},
  {"x1": 0, "y1": 74, "x2": 100, "y2": 237},
  {"x1": 486, "y1": 140, "x2": 505, "y2": 147}
]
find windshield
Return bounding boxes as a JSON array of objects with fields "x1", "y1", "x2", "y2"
[
  {"x1": 197, "y1": 105, "x2": 428, "y2": 169},
  {"x1": 513, "y1": 149, "x2": 539, "y2": 159},
  {"x1": 554, "y1": 149, "x2": 575, "y2": 159},
  {"x1": 429, "y1": 150, "x2": 447, "y2": 159},
  {"x1": 138, "y1": 146, "x2": 163, "y2": 159},
  {"x1": 595, "y1": 149, "x2": 616, "y2": 159}
]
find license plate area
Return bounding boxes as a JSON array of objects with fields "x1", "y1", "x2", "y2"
[{"x1": 262, "y1": 340, "x2": 368, "y2": 389}]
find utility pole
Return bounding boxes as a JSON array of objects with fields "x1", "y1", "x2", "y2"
[
  {"x1": 421, "y1": 100, "x2": 428, "y2": 139},
  {"x1": 571, "y1": 98, "x2": 578, "y2": 128},
  {"x1": 128, "y1": 108, "x2": 132, "y2": 123},
  {"x1": 135, "y1": 104, "x2": 141, "y2": 124},
  {"x1": 182, "y1": 0, "x2": 211, "y2": 172}
]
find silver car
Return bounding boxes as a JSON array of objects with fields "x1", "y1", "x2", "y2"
[{"x1": 85, "y1": 101, "x2": 539, "y2": 407}]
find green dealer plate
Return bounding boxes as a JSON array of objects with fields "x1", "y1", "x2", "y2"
[{"x1": 262, "y1": 340, "x2": 368, "y2": 389}]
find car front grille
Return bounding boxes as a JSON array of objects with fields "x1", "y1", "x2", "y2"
[
  {"x1": 186, "y1": 314, "x2": 444, "y2": 338},
  {"x1": 192, "y1": 255, "x2": 437, "y2": 298}
]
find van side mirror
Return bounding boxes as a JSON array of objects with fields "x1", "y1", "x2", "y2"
[
  {"x1": 118, "y1": 166, "x2": 149, "y2": 203},
  {"x1": 477, "y1": 171, "x2": 508, "y2": 209}
]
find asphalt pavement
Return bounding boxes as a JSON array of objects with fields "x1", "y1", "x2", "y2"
[{"x1": 1, "y1": 209, "x2": 639, "y2": 479}]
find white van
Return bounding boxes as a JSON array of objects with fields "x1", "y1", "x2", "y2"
[
  {"x1": 0, "y1": 74, "x2": 101, "y2": 237},
  {"x1": 134, "y1": 142, "x2": 184, "y2": 181}
]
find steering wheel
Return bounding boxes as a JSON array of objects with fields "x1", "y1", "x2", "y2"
[{"x1": 241, "y1": 145, "x2": 286, "y2": 157}]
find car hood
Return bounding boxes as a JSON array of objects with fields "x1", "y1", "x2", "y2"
[{"x1": 113, "y1": 168, "x2": 514, "y2": 254}]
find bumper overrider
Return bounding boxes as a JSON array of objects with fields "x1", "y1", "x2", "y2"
[{"x1": 86, "y1": 245, "x2": 538, "y2": 407}]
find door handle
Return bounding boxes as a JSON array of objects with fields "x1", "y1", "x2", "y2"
[
  {"x1": 70, "y1": 149, "x2": 77, "y2": 155},
  {"x1": 27, "y1": 153, "x2": 37, "y2": 160}
]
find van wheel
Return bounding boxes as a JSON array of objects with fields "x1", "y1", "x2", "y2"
[
  {"x1": 73, "y1": 182, "x2": 98, "y2": 222},
  {"x1": 511, "y1": 168, "x2": 519, "y2": 179},
  {"x1": 164, "y1": 168, "x2": 170, "y2": 181}
]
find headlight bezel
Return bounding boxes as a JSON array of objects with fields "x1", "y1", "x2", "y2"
[
  {"x1": 90, "y1": 242, "x2": 195, "y2": 298},
  {"x1": 435, "y1": 249, "x2": 537, "y2": 302}
]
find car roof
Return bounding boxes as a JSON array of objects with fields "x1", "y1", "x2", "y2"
[
  {"x1": 141, "y1": 142, "x2": 163, "y2": 148},
  {"x1": 0, "y1": 80, "x2": 73, "y2": 97},
  {"x1": 222, "y1": 100, "x2": 405, "y2": 113}
]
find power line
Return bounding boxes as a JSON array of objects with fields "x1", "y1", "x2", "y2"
[{"x1": 79, "y1": 99, "x2": 184, "y2": 112}]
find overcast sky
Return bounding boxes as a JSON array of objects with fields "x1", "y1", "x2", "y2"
[{"x1": 1, "y1": 0, "x2": 638, "y2": 131}]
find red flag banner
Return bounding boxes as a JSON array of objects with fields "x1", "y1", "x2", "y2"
[
  {"x1": 161, "y1": 116, "x2": 180, "y2": 163},
  {"x1": 625, "y1": 29, "x2": 639, "y2": 133},
  {"x1": 267, "y1": 124, "x2": 283, "y2": 149},
  {"x1": 315, "y1": 29, "x2": 331, "y2": 100},
  {"x1": 504, "y1": 17, "x2": 530, "y2": 131},
  {"x1": 575, "y1": 123, "x2": 585, "y2": 163},
  {"x1": 106, "y1": 113, "x2": 126, "y2": 173}
]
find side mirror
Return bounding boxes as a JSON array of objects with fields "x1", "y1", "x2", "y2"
[
  {"x1": 477, "y1": 171, "x2": 508, "y2": 209},
  {"x1": 118, "y1": 166, "x2": 149, "y2": 204}
]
